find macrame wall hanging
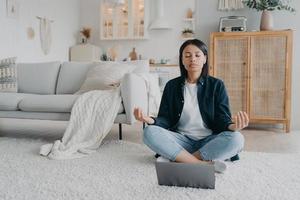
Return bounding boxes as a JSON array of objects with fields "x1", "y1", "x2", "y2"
[
  {"x1": 218, "y1": 0, "x2": 244, "y2": 10},
  {"x1": 37, "y1": 16, "x2": 54, "y2": 55}
]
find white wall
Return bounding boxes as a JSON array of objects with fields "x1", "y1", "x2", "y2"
[
  {"x1": 80, "y1": 0, "x2": 195, "y2": 63},
  {"x1": 195, "y1": 0, "x2": 300, "y2": 130},
  {"x1": 0, "y1": 0, "x2": 80, "y2": 62}
]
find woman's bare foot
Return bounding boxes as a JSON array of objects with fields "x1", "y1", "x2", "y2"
[
  {"x1": 175, "y1": 150, "x2": 227, "y2": 173},
  {"x1": 175, "y1": 150, "x2": 208, "y2": 164}
]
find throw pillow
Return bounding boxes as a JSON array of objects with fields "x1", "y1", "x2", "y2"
[
  {"x1": 0, "y1": 57, "x2": 17, "y2": 92},
  {"x1": 77, "y1": 62, "x2": 136, "y2": 94}
]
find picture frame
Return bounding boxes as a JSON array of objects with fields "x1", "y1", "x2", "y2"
[{"x1": 6, "y1": 0, "x2": 19, "y2": 19}]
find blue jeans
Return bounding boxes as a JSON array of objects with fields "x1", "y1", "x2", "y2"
[{"x1": 143, "y1": 125, "x2": 244, "y2": 161}]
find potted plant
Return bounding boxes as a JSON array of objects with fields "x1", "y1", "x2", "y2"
[
  {"x1": 181, "y1": 28, "x2": 194, "y2": 38},
  {"x1": 243, "y1": 0, "x2": 295, "y2": 30}
]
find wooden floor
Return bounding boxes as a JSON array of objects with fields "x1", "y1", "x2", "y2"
[{"x1": 106, "y1": 122, "x2": 300, "y2": 154}]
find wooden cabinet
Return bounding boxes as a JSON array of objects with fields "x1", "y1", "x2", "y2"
[
  {"x1": 209, "y1": 30, "x2": 293, "y2": 132},
  {"x1": 100, "y1": 0, "x2": 149, "y2": 40}
]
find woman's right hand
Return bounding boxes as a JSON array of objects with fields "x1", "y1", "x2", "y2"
[{"x1": 133, "y1": 107, "x2": 155, "y2": 125}]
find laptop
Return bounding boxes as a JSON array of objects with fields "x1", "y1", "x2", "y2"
[{"x1": 155, "y1": 161, "x2": 215, "y2": 189}]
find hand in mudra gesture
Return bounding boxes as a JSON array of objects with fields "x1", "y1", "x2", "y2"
[
  {"x1": 133, "y1": 107, "x2": 154, "y2": 125},
  {"x1": 228, "y1": 111, "x2": 249, "y2": 132}
]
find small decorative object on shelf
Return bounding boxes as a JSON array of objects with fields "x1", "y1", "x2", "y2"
[
  {"x1": 108, "y1": 45, "x2": 120, "y2": 61},
  {"x1": 186, "y1": 8, "x2": 193, "y2": 18},
  {"x1": 129, "y1": 47, "x2": 138, "y2": 60},
  {"x1": 182, "y1": 17, "x2": 195, "y2": 39},
  {"x1": 181, "y1": 28, "x2": 194, "y2": 39},
  {"x1": 26, "y1": 27, "x2": 35, "y2": 40},
  {"x1": 219, "y1": 16, "x2": 247, "y2": 32},
  {"x1": 101, "y1": 53, "x2": 111, "y2": 61},
  {"x1": 160, "y1": 58, "x2": 169, "y2": 64},
  {"x1": 80, "y1": 27, "x2": 91, "y2": 44},
  {"x1": 243, "y1": 0, "x2": 296, "y2": 31},
  {"x1": 149, "y1": 58, "x2": 155, "y2": 64}
]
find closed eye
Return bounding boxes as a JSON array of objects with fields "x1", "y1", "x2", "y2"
[{"x1": 185, "y1": 54, "x2": 201, "y2": 58}]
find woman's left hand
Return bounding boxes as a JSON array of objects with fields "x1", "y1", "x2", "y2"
[{"x1": 228, "y1": 111, "x2": 249, "y2": 132}]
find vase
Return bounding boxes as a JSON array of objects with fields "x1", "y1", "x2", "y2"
[
  {"x1": 81, "y1": 37, "x2": 89, "y2": 44},
  {"x1": 129, "y1": 47, "x2": 137, "y2": 60},
  {"x1": 260, "y1": 10, "x2": 273, "y2": 31}
]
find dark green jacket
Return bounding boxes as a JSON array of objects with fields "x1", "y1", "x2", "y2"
[{"x1": 153, "y1": 75, "x2": 234, "y2": 134}]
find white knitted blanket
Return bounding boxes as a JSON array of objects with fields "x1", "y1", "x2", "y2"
[
  {"x1": 40, "y1": 89, "x2": 121, "y2": 159},
  {"x1": 39, "y1": 73, "x2": 161, "y2": 160}
]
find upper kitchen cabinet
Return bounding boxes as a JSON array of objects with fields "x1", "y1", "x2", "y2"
[{"x1": 100, "y1": 0, "x2": 149, "y2": 40}]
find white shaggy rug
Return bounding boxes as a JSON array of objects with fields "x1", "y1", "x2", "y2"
[{"x1": 0, "y1": 137, "x2": 300, "y2": 200}]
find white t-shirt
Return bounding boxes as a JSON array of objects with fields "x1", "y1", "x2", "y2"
[{"x1": 177, "y1": 82, "x2": 212, "y2": 140}]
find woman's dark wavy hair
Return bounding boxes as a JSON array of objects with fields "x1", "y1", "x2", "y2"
[{"x1": 179, "y1": 39, "x2": 209, "y2": 79}]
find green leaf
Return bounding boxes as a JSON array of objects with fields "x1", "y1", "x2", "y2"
[{"x1": 243, "y1": 0, "x2": 296, "y2": 12}]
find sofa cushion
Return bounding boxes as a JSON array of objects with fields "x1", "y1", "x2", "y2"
[
  {"x1": 0, "y1": 111, "x2": 71, "y2": 121},
  {"x1": 17, "y1": 94, "x2": 125, "y2": 114},
  {"x1": 0, "y1": 93, "x2": 30, "y2": 111},
  {"x1": 56, "y1": 62, "x2": 95, "y2": 94},
  {"x1": 76, "y1": 62, "x2": 136, "y2": 93},
  {"x1": 18, "y1": 94, "x2": 80, "y2": 113},
  {"x1": 17, "y1": 62, "x2": 61, "y2": 94}
]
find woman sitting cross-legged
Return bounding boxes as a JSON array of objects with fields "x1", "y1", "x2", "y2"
[{"x1": 134, "y1": 39, "x2": 249, "y2": 173}]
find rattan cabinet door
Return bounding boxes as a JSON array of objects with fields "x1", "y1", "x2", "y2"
[
  {"x1": 213, "y1": 37, "x2": 249, "y2": 115},
  {"x1": 250, "y1": 36, "x2": 286, "y2": 119}
]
